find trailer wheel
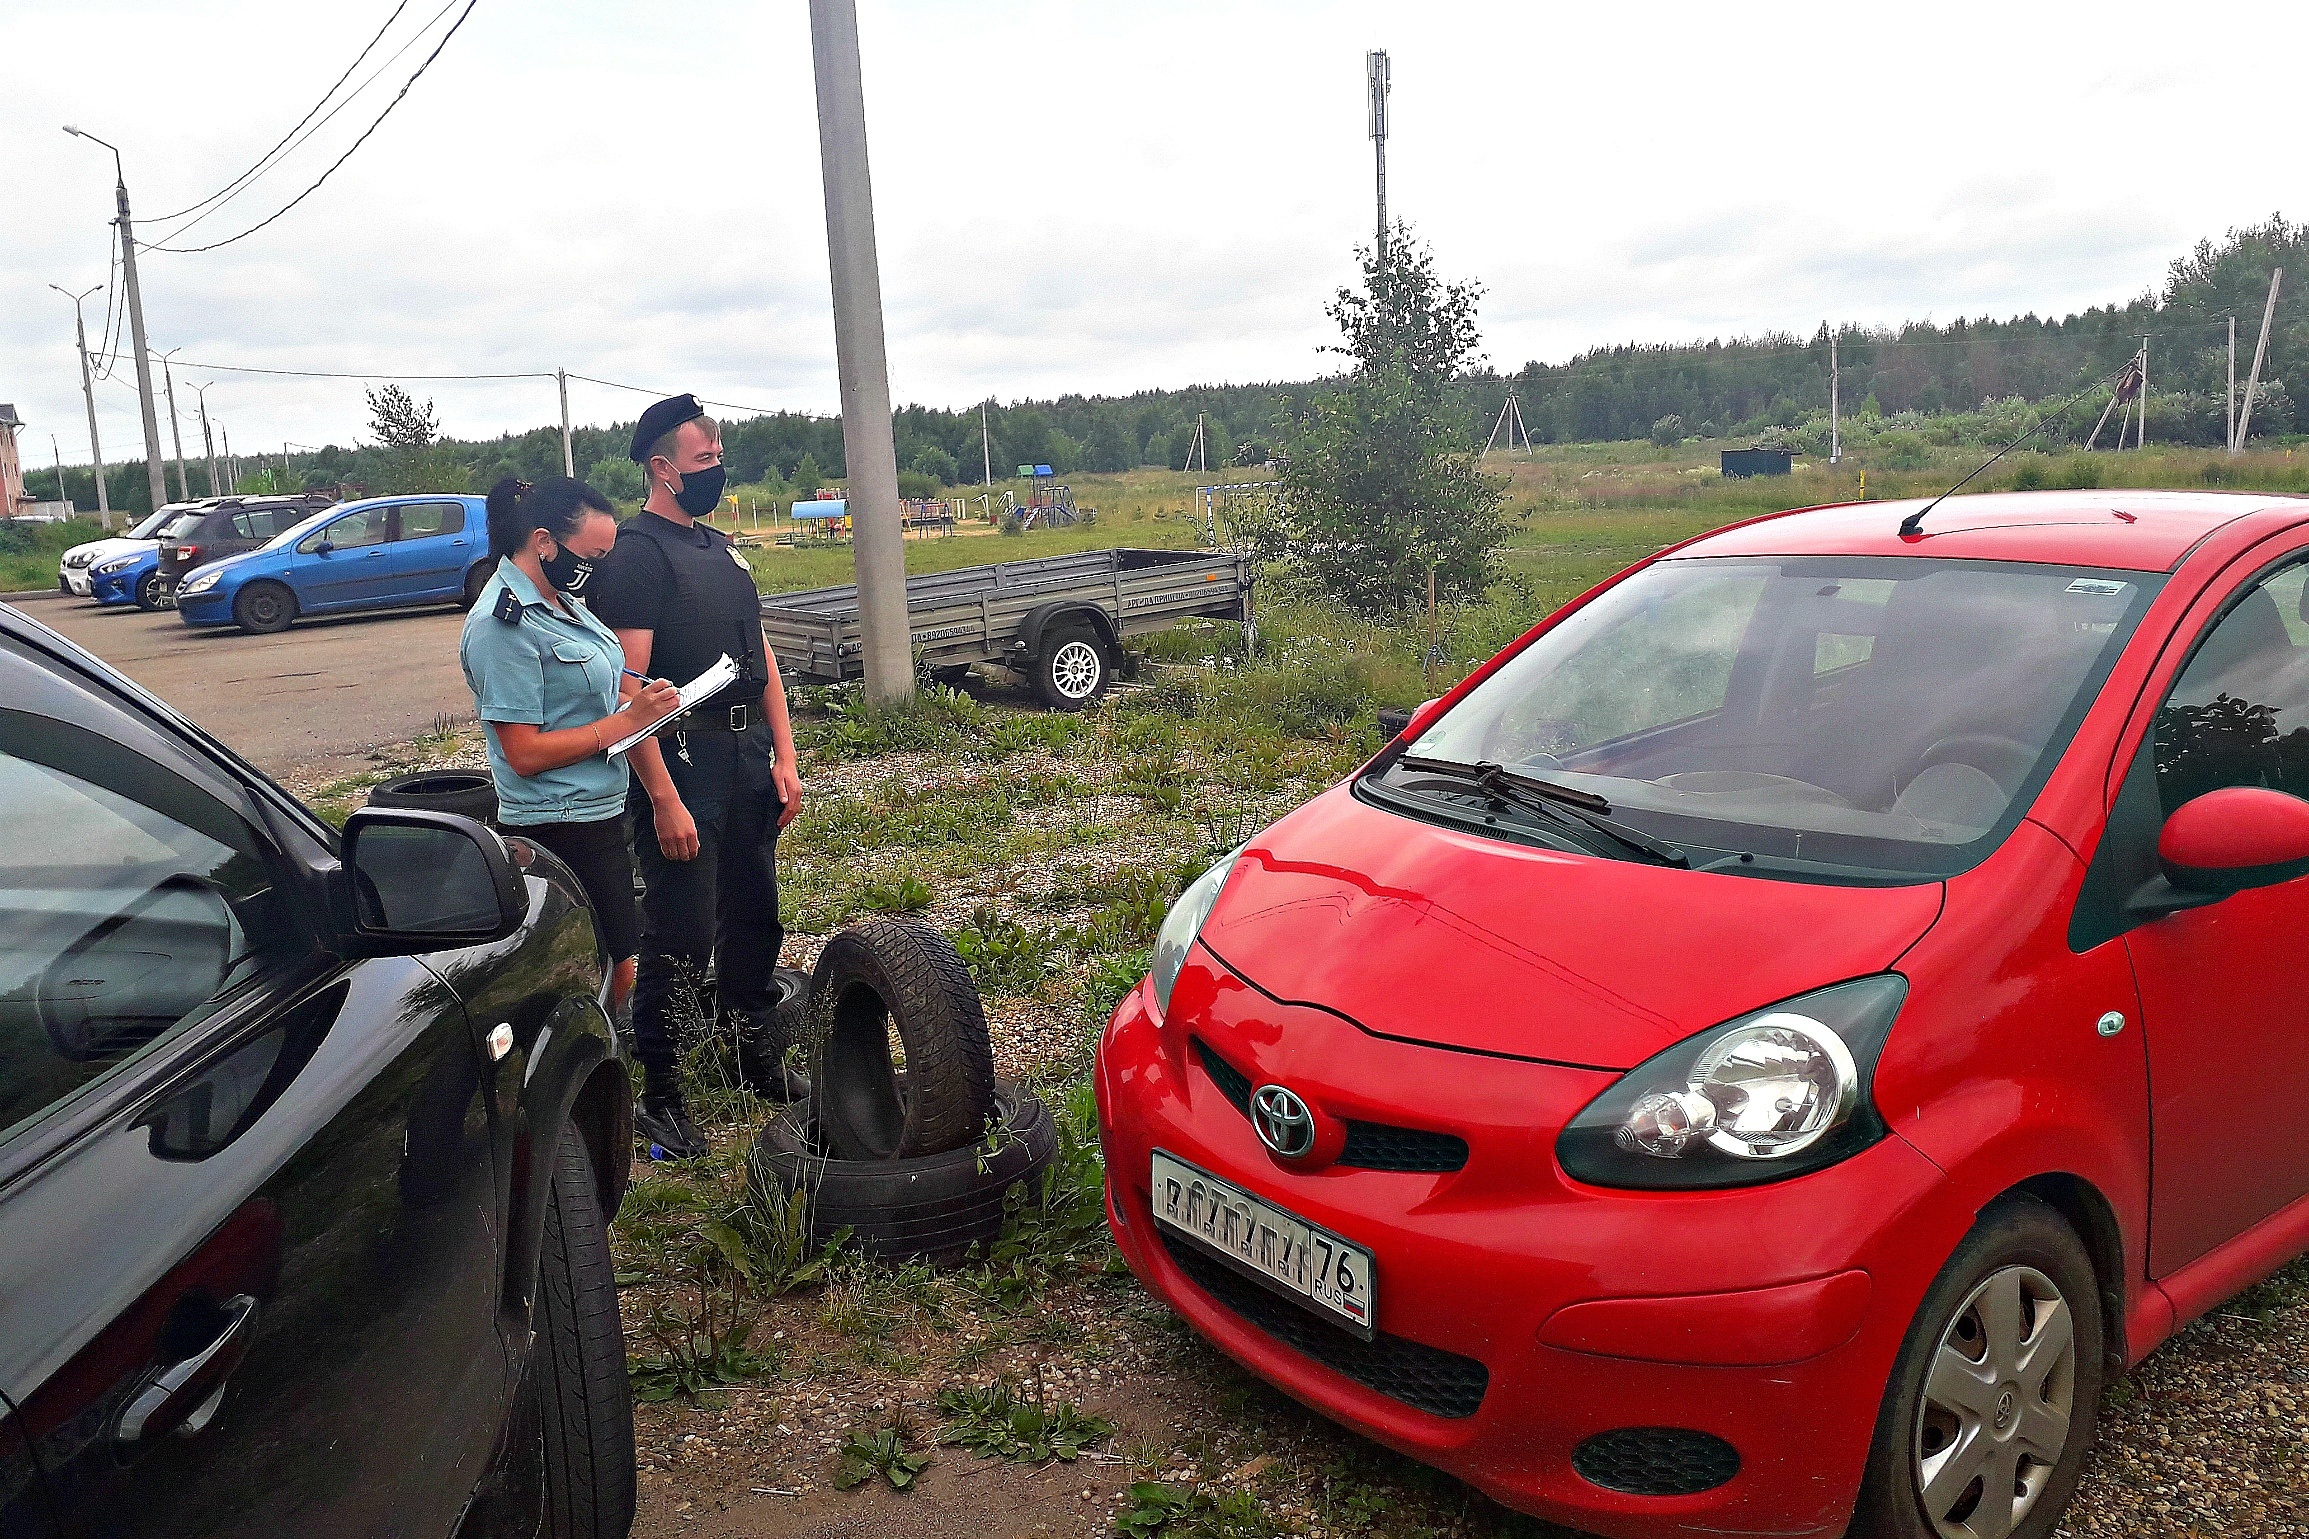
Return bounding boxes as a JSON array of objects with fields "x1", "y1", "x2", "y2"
[{"x1": 1034, "y1": 625, "x2": 1110, "y2": 710}]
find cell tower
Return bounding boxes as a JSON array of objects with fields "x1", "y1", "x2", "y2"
[{"x1": 1366, "y1": 50, "x2": 1390, "y2": 261}]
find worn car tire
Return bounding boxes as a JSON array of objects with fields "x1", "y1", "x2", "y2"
[
  {"x1": 1851, "y1": 1194, "x2": 2103, "y2": 1539},
  {"x1": 809, "y1": 918, "x2": 996, "y2": 1161},
  {"x1": 1033, "y1": 624, "x2": 1111, "y2": 711},
  {"x1": 747, "y1": 1082, "x2": 1056, "y2": 1262},
  {"x1": 233, "y1": 580, "x2": 298, "y2": 634},
  {"x1": 532, "y1": 1120, "x2": 636, "y2": 1539},
  {"x1": 462, "y1": 561, "x2": 492, "y2": 610},
  {"x1": 135, "y1": 571, "x2": 165, "y2": 611},
  {"x1": 735, "y1": 967, "x2": 813, "y2": 1091},
  {"x1": 367, "y1": 768, "x2": 500, "y2": 823}
]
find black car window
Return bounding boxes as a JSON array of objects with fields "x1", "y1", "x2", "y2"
[
  {"x1": 248, "y1": 506, "x2": 303, "y2": 539},
  {"x1": 229, "y1": 511, "x2": 258, "y2": 540},
  {"x1": 2153, "y1": 561, "x2": 2309, "y2": 813},
  {"x1": 0, "y1": 710, "x2": 300, "y2": 1148},
  {"x1": 395, "y1": 503, "x2": 464, "y2": 540},
  {"x1": 300, "y1": 508, "x2": 392, "y2": 553}
]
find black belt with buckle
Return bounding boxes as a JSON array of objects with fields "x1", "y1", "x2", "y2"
[{"x1": 685, "y1": 700, "x2": 756, "y2": 732}]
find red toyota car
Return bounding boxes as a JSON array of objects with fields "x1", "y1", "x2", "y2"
[{"x1": 1097, "y1": 489, "x2": 2309, "y2": 1539}]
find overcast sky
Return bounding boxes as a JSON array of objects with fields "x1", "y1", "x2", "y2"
[{"x1": 0, "y1": 0, "x2": 2291, "y2": 466}]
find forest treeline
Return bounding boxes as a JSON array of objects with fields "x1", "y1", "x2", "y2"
[{"x1": 26, "y1": 218, "x2": 2301, "y2": 516}]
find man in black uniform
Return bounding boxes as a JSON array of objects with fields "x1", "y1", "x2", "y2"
[{"x1": 586, "y1": 394, "x2": 804, "y2": 1159}]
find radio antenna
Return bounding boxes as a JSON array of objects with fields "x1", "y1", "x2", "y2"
[{"x1": 1898, "y1": 364, "x2": 2136, "y2": 538}]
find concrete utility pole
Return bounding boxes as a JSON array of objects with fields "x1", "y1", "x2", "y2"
[
  {"x1": 52, "y1": 436, "x2": 67, "y2": 512},
  {"x1": 65, "y1": 127, "x2": 167, "y2": 513},
  {"x1": 1366, "y1": 50, "x2": 1391, "y2": 263},
  {"x1": 809, "y1": 0, "x2": 912, "y2": 702},
  {"x1": 2134, "y1": 336, "x2": 2149, "y2": 450},
  {"x1": 2228, "y1": 316, "x2": 2237, "y2": 453},
  {"x1": 980, "y1": 399, "x2": 993, "y2": 489},
  {"x1": 2236, "y1": 268, "x2": 2282, "y2": 453},
  {"x1": 49, "y1": 283, "x2": 110, "y2": 522},
  {"x1": 191, "y1": 382, "x2": 219, "y2": 495},
  {"x1": 556, "y1": 369, "x2": 575, "y2": 476},
  {"x1": 221, "y1": 423, "x2": 236, "y2": 495},
  {"x1": 160, "y1": 350, "x2": 189, "y2": 502},
  {"x1": 1830, "y1": 333, "x2": 1842, "y2": 464}
]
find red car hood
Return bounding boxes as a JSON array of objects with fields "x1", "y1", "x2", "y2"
[{"x1": 1198, "y1": 785, "x2": 1945, "y2": 1071}]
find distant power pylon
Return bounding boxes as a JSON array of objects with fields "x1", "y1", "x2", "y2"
[{"x1": 1482, "y1": 395, "x2": 1534, "y2": 455}]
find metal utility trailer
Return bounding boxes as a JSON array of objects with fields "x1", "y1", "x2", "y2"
[{"x1": 760, "y1": 547, "x2": 1252, "y2": 709}]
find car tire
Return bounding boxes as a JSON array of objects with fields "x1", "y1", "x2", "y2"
[
  {"x1": 747, "y1": 1081, "x2": 1057, "y2": 1262},
  {"x1": 367, "y1": 768, "x2": 500, "y2": 823},
  {"x1": 135, "y1": 572, "x2": 165, "y2": 612},
  {"x1": 462, "y1": 561, "x2": 492, "y2": 610},
  {"x1": 232, "y1": 580, "x2": 298, "y2": 634},
  {"x1": 1034, "y1": 624, "x2": 1111, "y2": 711},
  {"x1": 735, "y1": 968, "x2": 812, "y2": 1092},
  {"x1": 1851, "y1": 1194, "x2": 2103, "y2": 1539},
  {"x1": 809, "y1": 917, "x2": 996, "y2": 1161},
  {"x1": 533, "y1": 1120, "x2": 637, "y2": 1539}
]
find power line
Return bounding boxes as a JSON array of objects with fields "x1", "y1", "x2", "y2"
[
  {"x1": 564, "y1": 372, "x2": 790, "y2": 418},
  {"x1": 161, "y1": 358, "x2": 552, "y2": 381},
  {"x1": 145, "y1": 0, "x2": 416, "y2": 225},
  {"x1": 144, "y1": 0, "x2": 481, "y2": 256}
]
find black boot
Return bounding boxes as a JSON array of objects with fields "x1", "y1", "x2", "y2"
[
  {"x1": 635, "y1": 1087, "x2": 708, "y2": 1161},
  {"x1": 727, "y1": 1010, "x2": 810, "y2": 1103}
]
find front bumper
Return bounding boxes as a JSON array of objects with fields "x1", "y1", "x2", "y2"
[
  {"x1": 174, "y1": 586, "x2": 233, "y2": 625},
  {"x1": 88, "y1": 568, "x2": 143, "y2": 605},
  {"x1": 60, "y1": 568, "x2": 93, "y2": 597},
  {"x1": 1096, "y1": 946, "x2": 1958, "y2": 1539}
]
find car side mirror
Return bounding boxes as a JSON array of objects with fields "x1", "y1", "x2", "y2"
[
  {"x1": 313, "y1": 540, "x2": 333, "y2": 556},
  {"x1": 1377, "y1": 699, "x2": 1443, "y2": 741},
  {"x1": 2131, "y1": 786, "x2": 2309, "y2": 916},
  {"x1": 339, "y1": 807, "x2": 525, "y2": 955}
]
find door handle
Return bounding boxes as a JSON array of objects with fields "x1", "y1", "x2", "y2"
[
  {"x1": 116, "y1": 1293, "x2": 259, "y2": 1446},
  {"x1": 365, "y1": 550, "x2": 384, "y2": 559}
]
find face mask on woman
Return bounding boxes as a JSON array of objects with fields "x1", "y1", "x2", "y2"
[{"x1": 538, "y1": 540, "x2": 594, "y2": 593}]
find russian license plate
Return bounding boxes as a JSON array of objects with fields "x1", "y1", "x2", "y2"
[{"x1": 1150, "y1": 1150, "x2": 1376, "y2": 1339}]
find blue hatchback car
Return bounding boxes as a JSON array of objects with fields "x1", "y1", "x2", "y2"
[{"x1": 175, "y1": 495, "x2": 492, "y2": 633}]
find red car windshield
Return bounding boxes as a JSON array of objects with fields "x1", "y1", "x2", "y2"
[{"x1": 1381, "y1": 556, "x2": 2159, "y2": 881}]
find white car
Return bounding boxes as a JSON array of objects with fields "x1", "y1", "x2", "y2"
[{"x1": 57, "y1": 504, "x2": 210, "y2": 598}]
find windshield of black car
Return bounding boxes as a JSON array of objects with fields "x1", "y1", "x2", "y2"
[{"x1": 1376, "y1": 555, "x2": 2157, "y2": 880}]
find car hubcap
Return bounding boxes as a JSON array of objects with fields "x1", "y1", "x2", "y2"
[
  {"x1": 1051, "y1": 640, "x2": 1101, "y2": 698},
  {"x1": 1913, "y1": 1265, "x2": 2076, "y2": 1539},
  {"x1": 252, "y1": 594, "x2": 281, "y2": 622}
]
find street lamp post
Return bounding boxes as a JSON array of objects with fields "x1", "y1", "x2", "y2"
[
  {"x1": 47, "y1": 282, "x2": 110, "y2": 522},
  {"x1": 64, "y1": 125, "x2": 168, "y2": 514}
]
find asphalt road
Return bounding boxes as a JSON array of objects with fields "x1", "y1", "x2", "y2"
[{"x1": 10, "y1": 588, "x2": 473, "y2": 778}]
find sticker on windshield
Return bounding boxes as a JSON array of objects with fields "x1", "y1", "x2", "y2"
[{"x1": 2065, "y1": 578, "x2": 2129, "y2": 596}]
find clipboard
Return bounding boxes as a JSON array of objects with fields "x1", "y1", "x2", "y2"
[{"x1": 606, "y1": 653, "x2": 741, "y2": 757}]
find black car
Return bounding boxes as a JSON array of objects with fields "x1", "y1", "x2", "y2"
[
  {"x1": 0, "y1": 601, "x2": 636, "y2": 1538},
  {"x1": 156, "y1": 496, "x2": 336, "y2": 601}
]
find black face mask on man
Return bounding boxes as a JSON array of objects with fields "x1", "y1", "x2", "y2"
[
  {"x1": 538, "y1": 540, "x2": 594, "y2": 593},
  {"x1": 667, "y1": 462, "x2": 727, "y2": 518}
]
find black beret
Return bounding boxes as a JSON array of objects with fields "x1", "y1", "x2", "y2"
[{"x1": 629, "y1": 393, "x2": 705, "y2": 463}]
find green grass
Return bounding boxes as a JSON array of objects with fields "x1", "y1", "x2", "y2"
[{"x1": 0, "y1": 516, "x2": 110, "y2": 593}]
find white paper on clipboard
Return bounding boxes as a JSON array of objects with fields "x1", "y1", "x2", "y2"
[{"x1": 606, "y1": 653, "x2": 741, "y2": 757}]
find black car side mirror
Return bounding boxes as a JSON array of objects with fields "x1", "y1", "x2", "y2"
[
  {"x1": 339, "y1": 807, "x2": 525, "y2": 955},
  {"x1": 313, "y1": 540, "x2": 333, "y2": 556}
]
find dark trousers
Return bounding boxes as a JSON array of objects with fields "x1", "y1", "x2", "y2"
[{"x1": 628, "y1": 742, "x2": 784, "y2": 1092}]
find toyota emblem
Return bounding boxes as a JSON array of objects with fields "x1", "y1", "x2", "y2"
[{"x1": 1251, "y1": 1084, "x2": 1316, "y2": 1159}]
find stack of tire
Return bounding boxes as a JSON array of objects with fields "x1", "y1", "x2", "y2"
[{"x1": 748, "y1": 917, "x2": 1056, "y2": 1263}]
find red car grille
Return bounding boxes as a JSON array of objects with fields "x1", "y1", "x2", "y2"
[
  {"x1": 1156, "y1": 1227, "x2": 1490, "y2": 1418},
  {"x1": 1191, "y1": 1038, "x2": 1470, "y2": 1174}
]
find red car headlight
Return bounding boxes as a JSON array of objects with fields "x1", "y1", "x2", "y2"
[{"x1": 1557, "y1": 974, "x2": 1908, "y2": 1190}]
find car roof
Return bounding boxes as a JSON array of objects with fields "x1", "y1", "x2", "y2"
[{"x1": 1670, "y1": 489, "x2": 2309, "y2": 572}]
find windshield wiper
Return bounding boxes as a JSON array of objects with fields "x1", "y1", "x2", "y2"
[{"x1": 1395, "y1": 756, "x2": 1689, "y2": 867}]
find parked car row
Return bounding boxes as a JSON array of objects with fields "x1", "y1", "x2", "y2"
[{"x1": 56, "y1": 494, "x2": 495, "y2": 633}]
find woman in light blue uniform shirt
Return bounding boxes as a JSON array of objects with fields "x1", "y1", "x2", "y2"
[{"x1": 460, "y1": 476, "x2": 678, "y2": 1016}]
